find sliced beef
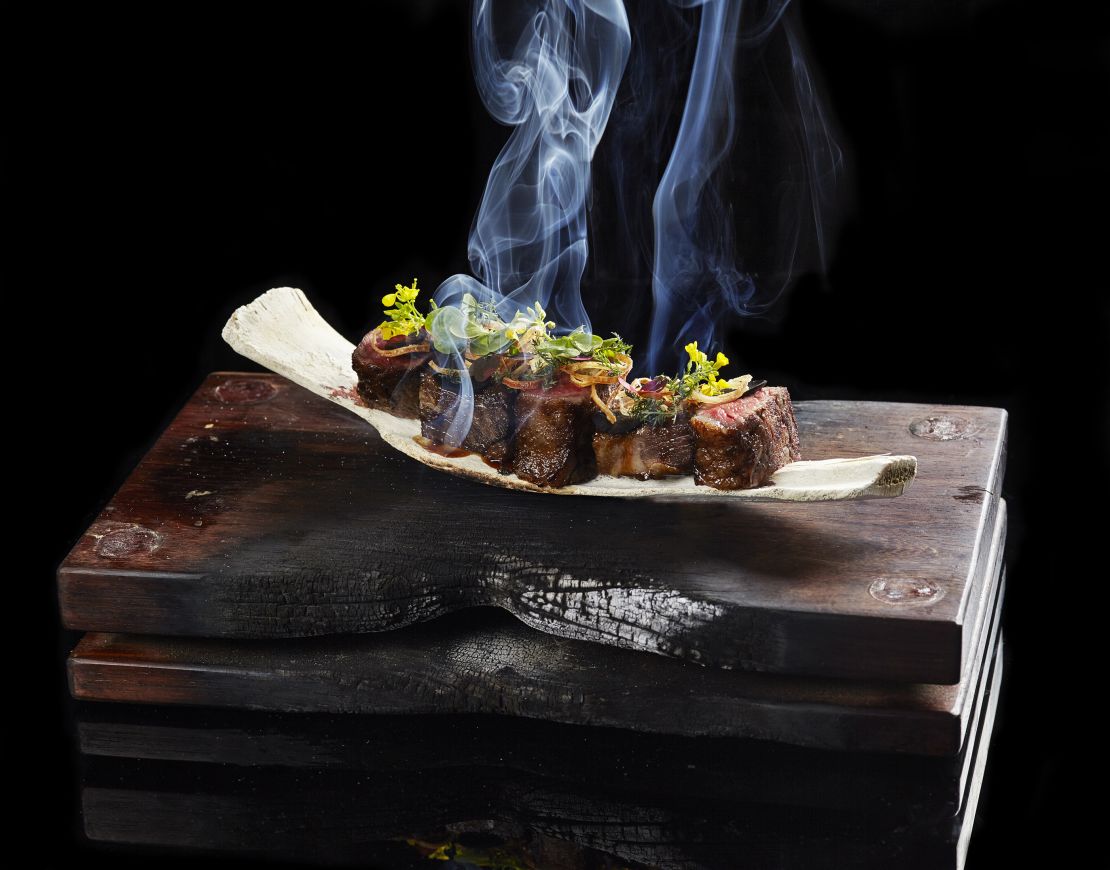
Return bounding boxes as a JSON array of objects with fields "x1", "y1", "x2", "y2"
[
  {"x1": 690, "y1": 386, "x2": 801, "y2": 490},
  {"x1": 482, "y1": 439, "x2": 510, "y2": 472},
  {"x1": 593, "y1": 416, "x2": 694, "y2": 480},
  {"x1": 510, "y1": 380, "x2": 598, "y2": 487},
  {"x1": 351, "y1": 329, "x2": 429, "y2": 419},
  {"x1": 418, "y1": 371, "x2": 514, "y2": 453}
]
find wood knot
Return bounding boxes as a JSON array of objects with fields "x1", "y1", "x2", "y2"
[
  {"x1": 215, "y1": 379, "x2": 277, "y2": 404},
  {"x1": 954, "y1": 485, "x2": 986, "y2": 503},
  {"x1": 868, "y1": 577, "x2": 944, "y2": 606},
  {"x1": 90, "y1": 523, "x2": 163, "y2": 559},
  {"x1": 909, "y1": 415, "x2": 974, "y2": 441}
]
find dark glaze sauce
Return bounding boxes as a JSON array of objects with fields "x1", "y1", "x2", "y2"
[{"x1": 412, "y1": 436, "x2": 471, "y2": 459}]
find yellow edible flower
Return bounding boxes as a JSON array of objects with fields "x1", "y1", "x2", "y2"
[
  {"x1": 685, "y1": 341, "x2": 709, "y2": 366},
  {"x1": 377, "y1": 277, "x2": 425, "y2": 339},
  {"x1": 392, "y1": 278, "x2": 420, "y2": 304},
  {"x1": 715, "y1": 352, "x2": 729, "y2": 368}
]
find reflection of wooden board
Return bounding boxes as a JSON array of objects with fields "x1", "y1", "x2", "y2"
[
  {"x1": 68, "y1": 507, "x2": 1005, "y2": 757},
  {"x1": 58, "y1": 372, "x2": 1006, "y2": 683},
  {"x1": 75, "y1": 605, "x2": 1003, "y2": 822},
  {"x1": 78, "y1": 637, "x2": 1004, "y2": 870}
]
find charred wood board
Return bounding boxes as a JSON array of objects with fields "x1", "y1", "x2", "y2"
[
  {"x1": 68, "y1": 508, "x2": 1004, "y2": 757},
  {"x1": 75, "y1": 614, "x2": 1002, "y2": 823},
  {"x1": 78, "y1": 641, "x2": 1001, "y2": 870},
  {"x1": 58, "y1": 372, "x2": 1007, "y2": 683}
]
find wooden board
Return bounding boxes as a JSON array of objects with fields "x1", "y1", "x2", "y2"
[
  {"x1": 68, "y1": 506, "x2": 1005, "y2": 757},
  {"x1": 74, "y1": 608, "x2": 1002, "y2": 823},
  {"x1": 78, "y1": 640, "x2": 1002, "y2": 870},
  {"x1": 58, "y1": 372, "x2": 1007, "y2": 683}
]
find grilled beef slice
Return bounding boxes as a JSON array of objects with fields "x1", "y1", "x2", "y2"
[
  {"x1": 593, "y1": 416, "x2": 695, "y2": 479},
  {"x1": 510, "y1": 381, "x2": 599, "y2": 487},
  {"x1": 351, "y1": 329, "x2": 429, "y2": 419},
  {"x1": 418, "y1": 371, "x2": 514, "y2": 453},
  {"x1": 690, "y1": 386, "x2": 801, "y2": 489}
]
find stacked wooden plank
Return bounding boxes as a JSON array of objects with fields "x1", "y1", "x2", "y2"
[{"x1": 60, "y1": 373, "x2": 1007, "y2": 869}]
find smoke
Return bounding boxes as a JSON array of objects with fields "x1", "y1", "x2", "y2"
[
  {"x1": 595, "y1": 0, "x2": 844, "y2": 374},
  {"x1": 435, "y1": 0, "x2": 631, "y2": 328},
  {"x1": 424, "y1": 0, "x2": 841, "y2": 443},
  {"x1": 426, "y1": 0, "x2": 630, "y2": 444}
]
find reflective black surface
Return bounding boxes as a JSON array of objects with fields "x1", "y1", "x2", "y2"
[{"x1": 70, "y1": 629, "x2": 1001, "y2": 870}]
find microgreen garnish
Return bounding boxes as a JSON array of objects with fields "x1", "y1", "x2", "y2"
[
  {"x1": 534, "y1": 330, "x2": 631, "y2": 375},
  {"x1": 422, "y1": 292, "x2": 631, "y2": 386},
  {"x1": 424, "y1": 292, "x2": 513, "y2": 356}
]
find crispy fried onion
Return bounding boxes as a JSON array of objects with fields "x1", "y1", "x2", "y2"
[
  {"x1": 535, "y1": 354, "x2": 630, "y2": 424},
  {"x1": 499, "y1": 357, "x2": 545, "y2": 390},
  {"x1": 500, "y1": 354, "x2": 633, "y2": 419},
  {"x1": 501, "y1": 376, "x2": 543, "y2": 390},
  {"x1": 605, "y1": 376, "x2": 658, "y2": 421},
  {"x1": 562, "y1": 354, "x2": 632, "y2": 424},
  {"x1": 590, "y1": 384, "x2": 615, "y2": 423},
  {"x1": 690, "y1": 375, "x2": 753, "y2": 405},
  {"x1": 370, "y1": 330, "x2": 430, "y2": 358},
  {"x1": 427, "y1": 359, "x2": 466, "y2": 377},
  {"x1": 562, "y1": 353, "x2": 633, "y2": 389}
]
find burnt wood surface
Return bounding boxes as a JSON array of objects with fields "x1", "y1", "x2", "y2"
[
  {"x1": 78, "y1": 640, "x2": 1001, "y2": 870},
  {"x1": 75, "y1": 618, "x2": 1002, "y2": 822},
  {"x1": 68, "y1": 506, "x2": 1004, "y2": 756},
  {"x1": 58, "y1": 372, "x2": 1007, "y2": 682}
]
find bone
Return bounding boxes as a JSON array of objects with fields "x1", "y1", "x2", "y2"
[{"x1": 222, "y1": 287, "x2": 917, "y2": 501}]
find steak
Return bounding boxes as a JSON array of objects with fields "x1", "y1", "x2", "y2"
[
  {"x1": 510, "y1": 380, "x2": 599, "y2": 487},
  {"x1": 418, "y1": 371, "x2": 514, "y2": 453},
  {"x1": 351, "y1": 329, "x2": 429, "y2": 419},
  {"x1": 690, "y1": 386, "x2": 801, "y2": 489},
  {"x1": 593, "y1": 416, "x2": 695, "y2": 480}
]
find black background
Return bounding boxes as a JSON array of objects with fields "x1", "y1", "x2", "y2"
[{"x1": 24, "y1": 0, "x2": 1108, "y2": 865}]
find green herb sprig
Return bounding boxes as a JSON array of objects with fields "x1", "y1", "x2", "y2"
[
  {"x1": 630, "y1": 395, "x2": 679, "y2": 425},
  {"x1": 534, "y1": 329, "x2": 631, "y2": 375},
  {"x1": 424, "y1": 292, "x2": 516, "y2": 356}
]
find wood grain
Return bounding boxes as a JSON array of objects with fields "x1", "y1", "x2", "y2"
[
  {"x1": 58, "y1": 371, "x2": 1007, "y2": 682},
  {"x1": 68, "y1": 507, "x2": 1004, "y2": 756}
]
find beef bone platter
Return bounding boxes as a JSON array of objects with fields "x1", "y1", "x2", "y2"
[{"x1": 223, "y1": 286, "x2": 916, "y2": 501}]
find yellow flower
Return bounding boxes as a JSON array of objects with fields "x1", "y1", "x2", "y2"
[
  {"x1": 392, "y1": 278, "x2": 420, "y2": 304},
  {"x1": 381, "y1": 293, "x2": 397, "y2": 307},
  {"x1": 715, "y1": 352, "x2": 729, "y2": 369},
  {"x1": 684, "y1": 341, "x2": 699, "y2": 361},
  {"x1": 505, "y1": 328, "x2": 519, "y2": 340}
]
